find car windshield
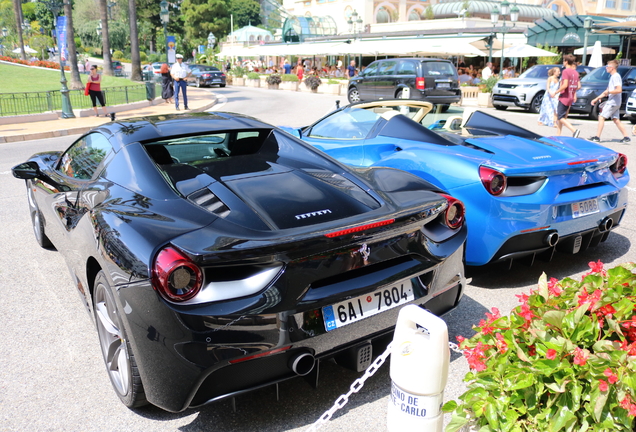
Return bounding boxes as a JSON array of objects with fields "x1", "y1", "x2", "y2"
[
  {"x1": 519, "y1": 66, "x2": 551, "y2": 79},
  {"x1": 581, "y1": 66, "x2": 630, "y2": 83}
]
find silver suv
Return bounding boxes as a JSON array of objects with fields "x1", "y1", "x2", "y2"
[{"x1": 492, "y1": 64, "x2": 592, "y2": 113}]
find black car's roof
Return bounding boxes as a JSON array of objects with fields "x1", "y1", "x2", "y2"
[{"x1": 96, "y1": 113, "x2": 273, "y2": 151}]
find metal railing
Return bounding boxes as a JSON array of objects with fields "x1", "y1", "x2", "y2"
[{"x1": 0, "y1": 83, "x2": 159, "y2": 117}]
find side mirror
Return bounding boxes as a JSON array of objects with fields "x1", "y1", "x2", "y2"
[{"x1": 12, "y1": 161, "x2": 41, "y2": 180}]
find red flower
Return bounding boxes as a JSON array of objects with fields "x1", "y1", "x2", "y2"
[
  {"x1": 515, "y1": 292, "x2": 529, "y2": 304},
  {"x1": 495, "y1": 333, "x2": 508, "y2": 354},
  {"x1": 578, "y1": 289, "x2": 602, "y2": 310},
  {"x1": 527, "y1": 345, "x2": 536, "y2": 356},
  {"x1": 546, "y1": 349, "x2": 557, "y2": 360},
  {"x1": 464, "y1": 342, "x2": 490, "y2": 371},
  {"x1": 547, "y1": 277, "x2": 563, "y2": 296},
  {"x1": 456, "y1": 335, "x2": 466, "y2": 344},
  {"x1": 604, "y1": 368, "x2": 618, "y2": 384},
  {"x1": 599, "y1": 379, "x2": 608, "y2": 392},
  {"x1": 589, "y1": 259, "x2": 605, "y2": 274},
  {"x1": 477, "y1": 318, "x2": 495, "y2": 335},
  {"x1": 519, "y1": 303, "x2": 536, "y2": 323},
  {"x1": 573, "y1": 347, "x2": 590, "y2": 366}
]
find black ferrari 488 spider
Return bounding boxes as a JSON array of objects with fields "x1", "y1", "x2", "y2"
[{"x1": 12, "y1": 112, "x2": 466, "y2": 412}]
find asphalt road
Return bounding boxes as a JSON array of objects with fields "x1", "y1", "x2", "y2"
[{"x1": 1, "y1": 87, "x2": 635, "y2": 432}]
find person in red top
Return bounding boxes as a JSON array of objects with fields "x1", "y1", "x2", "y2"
[
  {"x1": 87, "y1": 65, "x2": 108, "y2": 117},
  {"x1": 554, "y1": 54, "x2": 580, "y2": 137},
  {"x1": 296, "y1": 62, "x2": 304, "y2": 81}
]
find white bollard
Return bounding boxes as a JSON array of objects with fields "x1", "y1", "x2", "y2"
[
  {"x1": 401, "y1": 87, "x2": 410, "y2": 99},
  {"x1": 387, "y1": 305, "x2": 449, "y2": 432}
]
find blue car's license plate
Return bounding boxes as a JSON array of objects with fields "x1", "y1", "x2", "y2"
[
  {"x1": 322, "y1": 281, "x2": 414, "y2": 331},
  {"x1": 572, "y1": 198, "x2": 599, "y2": 218}
]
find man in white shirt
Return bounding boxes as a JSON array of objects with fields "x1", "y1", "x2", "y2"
[
  {"x1": 170, "y1": 54, "x2": 191, "y2": 110},
  {"x1": 482, "y1": 62, "x2": 492, "y2": 80}
]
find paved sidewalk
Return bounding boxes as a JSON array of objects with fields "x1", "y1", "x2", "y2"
[{"x1": 0, "y1": 87, "x2": 217, "y2": 143}]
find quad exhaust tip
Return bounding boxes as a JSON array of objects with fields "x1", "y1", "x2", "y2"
[
  {"x1": 599, "y1": 217, "x2": 613, "y2": 233},
  {"x1": 289, "y1": 352, "x2": 316, "y2": 376},
  {"x1": 544, "y1": 232, "x2": 559, "y2": 248}
]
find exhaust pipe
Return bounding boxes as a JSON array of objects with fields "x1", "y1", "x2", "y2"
[
  {"x1": 544, "y1": 232, "x2": 559, "y2": 247},
  {"x1": 288, "y1": 352, "x2": 315, "y2": 376},
  {"x1": 599, "y1": 217, "x2": 613, "y2": 233}
]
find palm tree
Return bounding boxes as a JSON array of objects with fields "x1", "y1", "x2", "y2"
[
  {"x1": 127, "y1": 0, "x2": 142, "y2": 81},
  {"x1": 64, "y1": 0, "x2": 83, "y2": 89},
  {"x1": 12, "y1": 0, "x2": 26, "y2": 60},
  {"x1": 99, "y1": 0, "x2": 113, "y2": 76}
]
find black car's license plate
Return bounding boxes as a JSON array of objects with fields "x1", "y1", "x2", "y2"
[{"x1": 322, "y1": 281, "x2": 414, "y2": 331}]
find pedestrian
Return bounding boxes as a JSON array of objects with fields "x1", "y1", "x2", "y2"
[
  {"x1": 296, "y1": 62, "x2": 304, "y2": 81},
  {"x1": 86, "y1": 65, "x2": 109, "y2": 117},
  {"x1": 170, "y1": 54, "x2": 190, "y2": 110},
  {"x1": 84, "y1": 59, "x2": 91, "y2": 73},
  {"x1": 538, "y1": 67, "x2": 560, "y2": 128},
  {"x1": 589, "y1": 60, "x2": 630, "y2": 143},
  {"x1": 347, "y1": 60, "x2": 356, "y2": 78},
  {"x1": 554, "y1": 54, "x2": 580, "y2": 137},
  {"x1": 160, "y1": 63, "x2": 174, "y2": 104},
  {"x1": 482, "y1": 62, "x2": 492, "y2": 80},
  {"x1": 283, "y1": 59, "x2": 292, "y2": 74}
]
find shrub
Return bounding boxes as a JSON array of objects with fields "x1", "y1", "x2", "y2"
[
  {"x1": 326, "y1": 79, "x2": 340, "y2": 85},
  {"x1": 445, "y1": 261, "x2": 636, "y2": 432},
  {"x1": 139, "y1": 52, "x2": 147, "y2": 62},
  {"x1": 246, "y1": 72, "x2": 260, "y2": 80},
  {"x1": 304, "y1": 75, "x2": 322, "y2": 90},
  {"x1": 148, "y1": 54, "x2": 160, "y2": 63},
  {"x1": 281, "y1": 74, "x2": 299, "y2": 82},
  {"x1": 266, "y1": 73, "x2": 282, "y2": 85},
  {"x1": 480, "y1": 75, "x2": 499, "y2": 93},
  {"x1": 230, "y1": 66, "x2": 247, "y2": 77},
  {"x1": 112, "y1": 50, "x2": 124, "y2": 60}
]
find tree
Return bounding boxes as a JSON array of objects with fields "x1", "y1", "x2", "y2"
[
  {"x1": 99, "y1": 0, "x2": 113, "y2": 75},
  {"x1": 229, "y1": 0, "x2": 260, "y2": 28},
  {"x1": 181, "y1": 0, "x2": 229, "y2": 47},
  {"x1": 12, "y1": 0, "x2": 26, "y2": 59},
  {"x1": 64, "y1": 0, "x2": 83, "y2": 89},
  {"x1": 127, "y1": 0, "x2": 142, "y2": 80}
]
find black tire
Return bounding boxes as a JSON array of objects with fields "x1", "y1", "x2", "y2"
[
  {"x1": 630, "y1": 117, "x2": 636, "y2": 125},
  {"x1": 348, "y1": 87, "x2": 360, "y2": 104},
  {"x1": 529, "y1": 92, "x2": 544, "y2": 114},
  {"x1": 220, "y1": 84, "x2": 226, "y2": 88},
  {"x1": 26, "y1": 184, "x2": 53, "y2": 249},
  {"x1": 590, "y1": 103, "x2": 600, "y2": 120},
  {"x1": 441, "y1": 104, "x2": 450, "y2": 113},
  {"x1": 94, "y1": 271, "x2": 148, "y2": 408},
  {"x1": 195, "y1": 78, "x2": 201, "y2": 88},
  {"x1": 494, "y1": 105, "x2": 508, "y2": 111}
]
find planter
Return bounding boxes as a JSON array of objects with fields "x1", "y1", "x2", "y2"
[
  {"x1": 267, "y1": 83, "x2": 280, "y2": 90},
  {"x1": 477, "y1": 92, "x2": 493, "y2": 108},
  {"x1": 246, "y1": 79, "x2": 260, "y2": 88},
  {"x1": 460, "y1": 86, "x2": 479, "y2": 99},
  {"x1": 233, "y1": 77, "x2": 245, "y2": 86},
  {"x1": 280, "y1": 81, "x2": 299, "y2": 91},
  {"x1": 317, "y1": 83, "x2": 341, "y2": 95}
]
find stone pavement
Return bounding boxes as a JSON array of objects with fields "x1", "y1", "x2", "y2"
[{"x1": 0, "y1": 87, "x2": 217, "y2": 143}]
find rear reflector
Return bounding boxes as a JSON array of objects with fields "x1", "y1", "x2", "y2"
[
  {"x1": 229, "y1": 346, "x2": 291, "y2": 364},
  {"x1": 325, "y1": 219, "x2": 395, "y2": 238},
  {"x1": 567, "y1": 159, "x2": 598, "y2": 165},
  {"x1": 416, "y1": 77, "x2": 425, "y2": 90}
]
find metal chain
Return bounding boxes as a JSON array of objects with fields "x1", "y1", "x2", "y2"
[{"x1": 305, "y1": 340, "x2": 465, "y2": 432}]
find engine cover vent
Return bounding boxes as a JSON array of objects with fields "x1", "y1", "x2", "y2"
[{"x1": 188, "y1": 188, "x2": 230, "y2": 218}]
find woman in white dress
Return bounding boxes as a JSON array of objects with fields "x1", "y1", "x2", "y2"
[{"x1": 538, "y1": 67, "x2": 561, "y2": 127}]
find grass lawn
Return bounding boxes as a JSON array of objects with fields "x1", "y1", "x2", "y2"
[{"x1": 0, "y1": 63, "x2": 140, "y2": 93}]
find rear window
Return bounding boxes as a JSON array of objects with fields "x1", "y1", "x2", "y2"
[
  {"x1": 421, "y1": 61, "x2": 455, "y2": 76},
  {"x1": 519, "y1": 65, "x2": 551, "y2": 79}
]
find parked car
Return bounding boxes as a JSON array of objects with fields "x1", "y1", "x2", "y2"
[
  {"x1": 281, "y1": 100, "x2": 629, "y2": 267},
  {"x1": 347, "y1": 58, "x2": 461, "y2": 109},
  {"x1": 492, "y1": 64, "x2": 593, "y2": 113},
  {"x1": 625, "y1": 88, "x2": 636, "y2": 124},
  {"x1": 11, "y1": 112, "x2": 467, "y2": 412},
  {"x1": 111, "y1": 60, "x2": 124, "y2": 77},
  {"x1": 187, "y1": 64, "x2": 226, "y2": 87},
  {"x1": 571, "y1": 65, "x2": 636, "y2": 120},
  {"x1": 143, "y1": 62, "x2": 164, "y2": 82}
]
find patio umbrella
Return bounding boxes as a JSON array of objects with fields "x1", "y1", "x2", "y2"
[
  {"x1": 587, "y1": 41, "x2": 606, "y2": 68},
  {"x1": 491, "y1": 44, "x2": 558, "y2": 58},
  {"x1": 12, "y1": 46, "x2": 37, "y2": 54},
  {"x1": 573, "y1": 43, "x2": 615, "y2": 55}
]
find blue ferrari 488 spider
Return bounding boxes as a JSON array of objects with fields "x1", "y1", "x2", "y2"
[{"x1": 281, "y1": 100, "x2": 629, "y2": 267}]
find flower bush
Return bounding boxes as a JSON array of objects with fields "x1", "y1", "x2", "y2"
[
  {"x1": 266, "y1": 73, "x2": 281, "y2": 85},
  {"x1": 246, "y1": 71, "x2": 260, "y2": 80},
  {"x1": 304, "y1": 75, "x2": 322, "y2": 90},
  {"x1": 0, "y1": 56, "x2": 70, "y2": 70},
  {"x1": 445, "y1": 261, "x2": 636, "y2": 432}
]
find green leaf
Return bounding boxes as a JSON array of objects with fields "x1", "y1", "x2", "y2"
[
  {"x1": 485, "y1": 399, "x2": 500, "y2": 429},
  {"x1": 543, "y1": 310, "x2": 566, "y2": 329},
  {"x1": 506, "y1": 373, "x2": 535, "y2": 390},
  {"x1": 550, "y1": 405, "x2": 576, "y2": 431},
  {"x1": 593, "y1": 389, "x2": 609, "y2": 422},
  {"x1": 442, "y1": 400, "x2": 458, "y2": 412},
  {"x1": 538, "y1": 272, "x2": 549, "y2": 300},
  {"x1": 444, "y1": 412, "x2": 471, "y2": 432}
]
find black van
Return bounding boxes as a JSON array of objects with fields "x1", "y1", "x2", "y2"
[{"x1": 347, "y1": 58, "x2": 461, "y2": 106}]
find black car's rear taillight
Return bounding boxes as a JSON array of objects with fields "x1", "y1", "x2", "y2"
[
  {"x1": 416, "y1": 77, "x2": 425, "y2": 90},
  {"x1": 479, "y1": 166, "x2": 507, "y2": 196},
  {"x1": 153, "y1": 246, "x2": 202, "y2": 302},
  {"x1": 441, "y1": 194, "x2": 465, "y2": 229},
  {"x1": 610, "y1": 153, "x2": 628, "y2": 177}
]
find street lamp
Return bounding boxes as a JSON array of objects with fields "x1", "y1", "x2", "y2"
[
  {"x1": 160, "y1": 0, "x2": 169, "y2": 61},
  {"x1": 0, "y1": 27, "x2": 7, "y2": 57},
  {"x1": 107, "y1": 0, "x2": 116, "y2": 20},
  {"x1": 348, "y1": 10, "x2": 363, "y2": 35},
  {"x1": 207, "y1": 32, "x2": 216, "y2": 50},
  {"x1": 38, "y1": 0, "x2": 74, "y2": 118},
  {"x1": 490, "y1": 0, "x2": 518, "y2": 75},
  {"x1": 582, "y1": 17, "x2": 593, "y2": 66}
]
